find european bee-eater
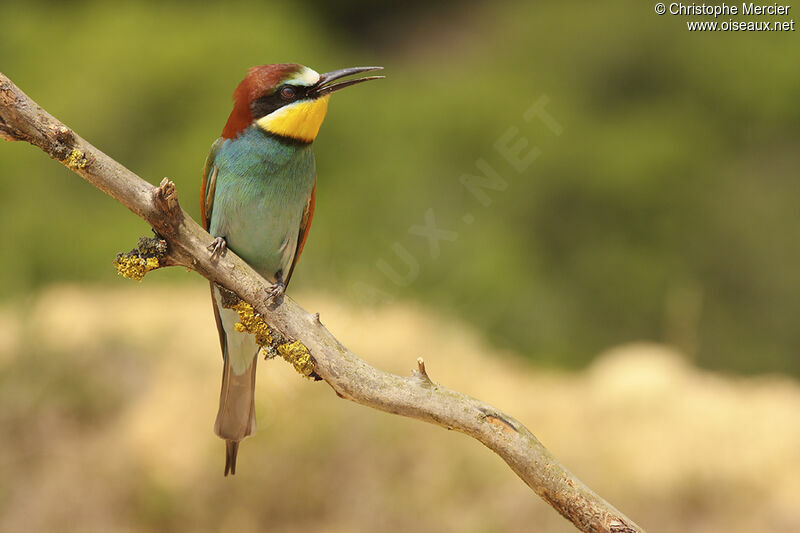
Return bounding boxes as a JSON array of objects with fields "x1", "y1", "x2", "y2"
[{"x1": 200, "y1": 63, "x2": 383, "y2": 475}]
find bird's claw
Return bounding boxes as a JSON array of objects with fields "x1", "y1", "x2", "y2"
[
  {"x1": 208, "y1": 237, "x2": 227, "y2": 260},
  {"x1": 265, "y1": 280, "x2": 285, "y2": 303}
]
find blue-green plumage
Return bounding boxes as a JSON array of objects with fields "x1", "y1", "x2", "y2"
[
  {"x1": 202, "y1": 125, "x2": 316, "y2": 477},
  {"x1": 209, "y1": 126, "x2": 316, "y2": 281}
]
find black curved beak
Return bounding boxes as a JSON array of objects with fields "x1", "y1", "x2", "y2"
[{"x1": 311, "y1": 66, "x2": 384, "y2": 97}]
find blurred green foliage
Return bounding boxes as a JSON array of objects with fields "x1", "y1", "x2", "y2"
[{"x1": 1, "y1": 0, "x2": 798, "y2": 375}]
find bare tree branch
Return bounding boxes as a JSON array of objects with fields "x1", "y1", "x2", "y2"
[{"x1": 0, "y1": 72, "x2": 645, "y2": 533}]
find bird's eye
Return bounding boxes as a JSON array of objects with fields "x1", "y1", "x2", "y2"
[{"x1": 279, "y1": 86, "x2": 296, "y2": 100}]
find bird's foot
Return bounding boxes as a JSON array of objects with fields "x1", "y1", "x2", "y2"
[
  {"x1": 265, "y1": 280, "x2": 285, "y2": 303},
  {"x1": 208, "y1": 237, "x2": 227, "y2": 260}
]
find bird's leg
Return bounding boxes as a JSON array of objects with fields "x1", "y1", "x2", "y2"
[
  {"x1": 208, "y1": 236, "x2": 227, "y2": 260},
  {"x1": 265, "y1": 273, "x2": 285, "y2": 303}
]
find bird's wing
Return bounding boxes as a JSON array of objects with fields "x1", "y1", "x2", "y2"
[
  {"x1": 209, "y1": 281, "x2": 227, "y2": 360},
  {"x1": 200, "y1": 138, "x2": 223, "y2": 230},
  {"x1": 285, "y1": 177, "x2": 316, "y2": 287},
  {"x1": 201, "y1": 137, "x2": 227, "y2": 358}
]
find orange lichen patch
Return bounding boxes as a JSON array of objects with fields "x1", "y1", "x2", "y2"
[{"x1": 485, "y1": 414, "x2": 517, "y2": 434}]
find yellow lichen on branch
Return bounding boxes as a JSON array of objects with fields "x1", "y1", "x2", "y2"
[
  {"x1": 220, "y1": 290, "x2": 316, "y2": 378},
  {"x1": 277, "y1": 340, "x2": 315, "y2": 378},
  {"x1": 113, "y1": 236, "x2": 167, "y2": 281},
  {"x1": 113, "y1": 255, "x2": 159, "y2": 281},
  {"x1": 63, "y1": 148, "x2": 86, "y2": 169},
  {"x1": 230, "y1": 300, "x2": 273, "y2": 347}
]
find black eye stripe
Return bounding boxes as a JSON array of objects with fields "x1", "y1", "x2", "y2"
[{"x1": 250, "y1": 84, "x2": 311, "y2": 120}]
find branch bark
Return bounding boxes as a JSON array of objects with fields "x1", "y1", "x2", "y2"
[{"x1": 0, "y1": 72, "x2": 645, "y2": 533}]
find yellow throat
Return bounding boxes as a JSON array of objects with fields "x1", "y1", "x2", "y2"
[{"x1": 256, "y1": 96, "x2": 330, "y2": 143}]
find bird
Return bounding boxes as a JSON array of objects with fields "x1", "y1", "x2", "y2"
[{"x1": 200, "y1": 63, "x2": 383, "y2": 475}]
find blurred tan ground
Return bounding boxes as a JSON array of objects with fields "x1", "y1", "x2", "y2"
[{"x1": 0, "y1": 284, "x2": 798, "y2": 532}]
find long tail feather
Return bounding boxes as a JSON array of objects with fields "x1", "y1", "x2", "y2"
[
  {"x1": 224, "y1": 440, "x2": 239, "y2": 476},
  {"x1": 214, "y1": 347, "x2": 258, "y2": 476}
]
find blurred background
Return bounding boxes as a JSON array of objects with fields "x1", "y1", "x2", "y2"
[{"x1": 1, "y1": 1, "x2": 798, "y2": 531}]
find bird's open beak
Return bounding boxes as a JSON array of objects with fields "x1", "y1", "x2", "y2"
[{"x1": 311, "y1": 66, "x2": 384, "y2": 97}]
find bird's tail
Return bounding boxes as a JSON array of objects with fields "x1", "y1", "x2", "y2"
[{"x1": 214, "y1": 353, "x2": 258, "y2": 476}]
